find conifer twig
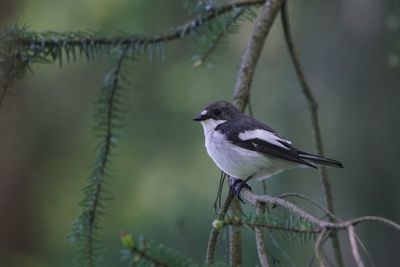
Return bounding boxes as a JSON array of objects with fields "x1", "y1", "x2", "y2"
[
  {"x1": 69, "y1": 46, "x2": 129, "y2": 267},
  {"x1": 20, "y1": 1, "x2": 266, "y2": 52},
  {"x1": 280, "y1": 3, "x2": 344, "y2": 266}
]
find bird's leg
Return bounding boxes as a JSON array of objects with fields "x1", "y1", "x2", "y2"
[{"x1": 228, "y1": 176, "x2": 252, "y2": 203}]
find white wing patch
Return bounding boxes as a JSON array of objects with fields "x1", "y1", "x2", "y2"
[{"x1": 238, "y1": 129, "x2": 291, "y2": 149}]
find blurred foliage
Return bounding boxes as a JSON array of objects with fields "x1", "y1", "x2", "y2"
[{"x1": 0, "y1": 0, "x2": 400, "y2": 267}]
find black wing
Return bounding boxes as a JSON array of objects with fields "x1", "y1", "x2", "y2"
[{"x1": 217, "y1": 115, "x2": 317, "y2": 168}]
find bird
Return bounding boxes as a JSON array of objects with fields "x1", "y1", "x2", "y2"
[{"x1": 193, "y1": 100, "x2": 343, "y2": 198}]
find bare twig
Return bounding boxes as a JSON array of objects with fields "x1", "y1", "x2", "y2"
[
  {"x1": 277, "y1": 193, "x2": 338, "y2": 221},
  {"x1": 314, "y1": 228, "x2": 328, "y2": 267},
  {"x1": 206, "y1": 191, "x2": 234, "y2": 265},
  {"x1": 280, "y1": 3, "x2": 344, "y2": 266},
  {"x1": 348, "y1": 225, "x2": 365, "y2": 267},
  {"x1": 224, "y1": 219, "x2": 319, "y2": 234},
  {"x1": 354, "y1": 234, "x2": 376, "y2": 267},
  {"x1": 233, "y1": 0, "x2": 285, "y2": 110},
  {"x1": 255, "y1": 203, "x2": 270, "y2": 267},
  {"x1": 229, "y1": 197, "x2": 242, "y2": 266}
]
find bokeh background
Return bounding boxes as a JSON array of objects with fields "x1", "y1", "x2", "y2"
[{"x1": 1, "y1": 0, "x2": 400, "y2": 266}]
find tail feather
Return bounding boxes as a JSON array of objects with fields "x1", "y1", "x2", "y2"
[{"x1": 297, "y1": 151, "x2": 343, "y2": 168}]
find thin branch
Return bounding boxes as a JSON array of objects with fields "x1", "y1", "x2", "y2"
[
  {"x1": 224, "y1": 219, "x2": 319, "y2": 234},
  {"x1": 255, "y1": 203, "x2": 270, "y2": 267},
  {"x1": 233, "y1": 0, "x2": 285, "y2": 110},
  {"x1": 229, "y1": 196, "x2": 242, "y2": 266},
  {"x1": 206, "y1": 191, "x2": 234, "y2": 265},
  {"x1": 277, "y1": 193, "x2": 338, "y2": 222},
  {"x1": 235, "y1": 185, "x2": 400, "y2": 231},
  {"x1": 348, "y1": 225, "x2": 365, "y2": 267},
  {"x1": 314, "y1": 228, "x2": 328, "y2": 267},
  {"x1": 279, "y1": 193, "x2": 376, "y2": 266},
  {"x1": 354, "y1": 234, "x2": 376, "y2": 267},
  {"x1": 280, "y1": 3, "x2": 344, "y2": 266},
  {"x1": 214, "y1": 172, "x2": 227, "y2": 214}
]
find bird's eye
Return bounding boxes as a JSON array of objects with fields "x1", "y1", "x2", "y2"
[{"x1": 213, "y1": 109, "x2": 221, "y2": 116}]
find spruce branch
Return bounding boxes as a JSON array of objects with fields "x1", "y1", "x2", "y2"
[
  {"x1": 18, "y1": 0, "x2": 266, "y2": 64},
  {"x1": 193, "y1": 7, "x2": 254, "y2": 68},
  {"x1": 280, "y1": 4, "x2": 344, "y2": 266},
  {"x1": 120, "y1": 232, "x2": 196, "y2": 267},
  {"x1": 69, "y1": 45, "x2": 130, "y2": 267},
  {"x1": 0, "y1": 26, "x2": 30, "y2": 114}
]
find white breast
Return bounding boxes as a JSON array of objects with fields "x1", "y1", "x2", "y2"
[{"x1": 200, "y1": 120, "x2": 297, "y2": 180}]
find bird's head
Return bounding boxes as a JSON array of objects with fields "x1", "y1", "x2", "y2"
[{"x1": 194, "y1": 101, "x2": 239, "y2": 132}]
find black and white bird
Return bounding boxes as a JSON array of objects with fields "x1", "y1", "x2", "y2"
[{"x1": 194, "y1": 100, "x2": 342, "y2": 194}]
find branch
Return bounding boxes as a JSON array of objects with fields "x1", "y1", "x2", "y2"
[
  {"x1": 277, "y1": 192, "x2": 338, "y2": 221},
  {"x1": 19, "y1": 1, "x2": 265, "y2": 53},
  {"x1": 233, "y1": 0, "x2": 285, "y2": 111},
  {"x1": 193, "y1": 8, "x2": 248, "y2": 68},
  {"x1": 234, "y1": 184, "x2": 400, "y2": 232},
  {"x1": 205, "y1": 191, "x2": 234, "y2": 265},
  {"x1": 69, "y1": 46, "x2": 129, "y2": 266},
  {"x1": 229, "y1": 195, "x2": 242, "y2": 266},
  {"x1": 314, "y1": 228, "x2": 328, "y2": 267},
  {"x1": 255, "y1": 203, "x2": 270, "y2": 267},
  {"x1": 281, "y1": 3, "x2": 344, "y2": 266},
  {"x1": 224, "y1": 220, "x2": 319, "y2": 234},
  {"x1": 129, "y1": 247, "x2": 170, "y2": 267},
  {"x1": 0, "y1": 26, "x2": 29, "y2": 113},
  {"x1": 348, "y1": 225, "x2": 365, "y2": 267}
]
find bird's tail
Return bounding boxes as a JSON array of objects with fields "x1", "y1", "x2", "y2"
[{"x1": 297, "y1": 150, "x2": 343, "y2": 168}]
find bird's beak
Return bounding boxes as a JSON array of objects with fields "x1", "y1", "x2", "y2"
[{"x1": 193, "y1": 114, "x2": 208, "y2": 121}]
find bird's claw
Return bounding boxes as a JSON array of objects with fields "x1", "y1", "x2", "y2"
[{"x1": 229, "y1": 178, "x2": 252, "y2": 203}]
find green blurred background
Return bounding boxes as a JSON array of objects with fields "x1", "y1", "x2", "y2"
[{"x1": 1, "y1": 0, "x2": 400, "y2": 266}]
